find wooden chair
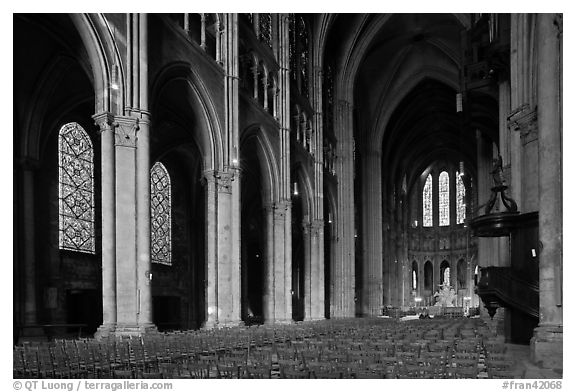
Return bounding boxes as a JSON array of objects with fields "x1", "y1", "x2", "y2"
[
  {"x1": 280, "y1": 367, "x2": 310, "y2": 379},
  {"x1": 186, "y1": 362, "x2": 211, "y2": 379},
  {"x1": 487, "y1": 368, "x2": 525, "y2": 379},
  {"x1": 245, "y1": 365, "x2": 272, "y2": 379},
  {"x1": 216, "y1": 363, "x2": 241, "y2": 379},
  {"x1": 452, "y1": 366, "x2": 479, "y2": 379},
  {"x1": 113, "y1": 369, "x2": 134, "y2": 379}
]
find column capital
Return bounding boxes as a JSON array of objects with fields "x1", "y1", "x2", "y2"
[
  {"x1": 113, "y1": 116, "x2": 140, "y2": 148},
  {"x1": 310, "y1": 219, "x2": 324, "y2": 236},
  {"x1": 507, "y1": 105, "x2": 537, "y2": 144},
  {"x1": 93, "y1": 111, "x2": 116, "y2": 132},
  {"x1": 202, "y1": 169, "x2": 237, "y2": 194},
  {"x1": 553, "y1": 14, "x2": 563, "y2": 37}
]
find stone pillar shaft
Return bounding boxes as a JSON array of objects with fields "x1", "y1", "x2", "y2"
[
  {"x1": 22, "y1": 163, "x2": 38, "y2": 325},
  {"x1": 136, "y1": 116, "x2": 152, "y2": 326},
  {"x1": 531, "y1": 13, "x2": 562, "y2": 370},
  {"x1": 263, "y1": 204, "x2": 275, "y2": 323},
  {"x1": 93, "y1": 113, "x2": 117, "y2": 335},
  {"x1": 334, "y1": 99, "x2": 355, "y2": 317},
  {"x1": 273, "y1": 204, "x2": 287, "y2": 322},
  {"x1": 113, "y1": 117, "x2": 139, "y2": 327},
  {"x1": 361, "y1": 149, "x2": 383, "y2": 316},
  {"x1": 204, "y1": 172, "x2": 218, "y2": 326}
]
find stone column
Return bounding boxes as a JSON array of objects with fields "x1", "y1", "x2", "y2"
[
  {"x1": 135, "y1": 114, "x2": 153, "y2": 329},
  {"x1": 230, "y1": 168, "x2": 242, "y2": 324},
  {"x1": 217, "y1": 171, "x2": 240, "y2": 325},
  {"x1": 202, "y1": 170, "x2": 242, "y2": 327},
  {"x1": 283, "y1": 201, "x2": 293, "y2": 321},
  {"x1": 262, "y1": 203, "x2": 275, "y2": 324},
  {"x1": 275, "y1": 14, "x2": 293, "y2": 323},
  {"x1": 203, "y1": 171, "x2": 218, "y2": 327},
  {"x1": 302, "y1": 222, "x2": 312, "y2": 320},
  {"x1": 21, "y1": 159, "x2": 39, "y2": 327},
  {"x1": 93, "y1": 113, "x2": 117, "y2": 338},
  {"x1": 361, "y1": 148, "x2": 383, "y2": 316},
  {"x1": 334, "y1": 99, "x2": 355, "y2": 318},
  {"x1": 112, "y1": 116, "x2": 139, "y2": 331},
  {"x1": 310, "y1": 219, "x2": 325, "y2": 320},
  {"x1": 531, "y1": 13, "x2": 563, "y2": 370},
  {"x1": 272, "y1": 202, "x2": 288, "y2": 322}
]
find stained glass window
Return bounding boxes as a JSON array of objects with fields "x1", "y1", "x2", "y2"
[
  {"x1": 259, "y1": 13, "x2": 272, "y2": 48},
  {"x1": 323, "y1": 65, "x2": 334, "y2": 132},
  {"x1": 151, "y1": 162, "x2": 172, "y2": 265},
  {"x1": 443, "y1": 267, "x2": 451, "y2": 286},
  {"x1": 456, "y1": 172, "x2": 466, "y2": 224},
  {"x1": 439, "y1": 171, "x2": 450, "y2": 226},
  {"x1": 423, "y1": 174, "x2": 433, "y2": 227},
  {"x1": 288, "y1": 14, "x2": 297, "y2": 81},
  {"x1": 298, "y1": 16, "x2": 310, "y2": 97},
  {"x1": 58, "y1": 122, "x2": 95, "y2": 253}
]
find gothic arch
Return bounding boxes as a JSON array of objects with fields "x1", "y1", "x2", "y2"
[
  {"x1": 21, "y1": 54, "x2": 93, "y2": 162},
  {"x1": 70, "y1": 13, "x2": 124, "y2": 114},
  {"x1": 292, "y1": 163, "x2": 315, "y2": 222},
  {"x1": 240, "y1": 125, "x2": 280, "y2": 205},
  {"x1": 373, "y1": 72, "x2": 459, "y2": 149},
  {"x1": 150, "y1": 62, "x2": 224, "y2": 172}
]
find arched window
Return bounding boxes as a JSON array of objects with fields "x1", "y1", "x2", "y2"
[
  {"x1": 439, "y1": 171, "x2": 450, "y2": 226},
  {"x1": 258, "y1": 13, "x2": 272, "y2": 48},
  {"x1": 151, "y1": 162, "x2": 172, "y2": 265},
  {"x1": 424, "y1": 261, "x2": 433, "y2": 291},
  {"x1": 440, "y1": 260, "x2": 450, "y2": 286},
  {"x1": 456, "y1": 172, "x2": 466, "y2": 224},
  {"x1": 288, "y1": 14, "x2": 310, "y2": 97},
  {"x1": 298, "y1": 16, "x2": 310, "y2": 97},
  {"x1": 422, "y1": 174, "x2": 433, "y2": 227},
  {"x1": 412, "y1": 261, "x2": 418, "y2": 290},
  {"x1": 58, "y1": 122, "x2": 95, "y2": 254}
]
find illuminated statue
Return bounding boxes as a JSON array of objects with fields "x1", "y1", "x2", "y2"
[{"x1": 433, "y1": 282, "x2": 457, "y2": 307}]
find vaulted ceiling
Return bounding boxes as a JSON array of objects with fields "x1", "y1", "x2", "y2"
[{"x1": 321, "y1": 13, "x2": 499, "y2": 195}]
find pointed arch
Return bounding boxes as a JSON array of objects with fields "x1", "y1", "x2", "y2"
[
  {"x1": 70, "y1": 13, "x2": 125, "y2": 114},
  {"x1": 293, "y1": 163, "x2": 315, "y2": 221},
  {"x1": 240, "y1": 125, "x2": 280, "y2": 206},
  {"x1": 150, "y1": 62, "x2": 224, "y2": 172}
]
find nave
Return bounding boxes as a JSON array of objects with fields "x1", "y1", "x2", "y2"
[{"x1": 14, "y1": 317, "x2": 552, "y2": 380}]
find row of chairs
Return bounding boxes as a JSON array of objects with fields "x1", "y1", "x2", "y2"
[{"x1": 14, "y1": 317, "x2": 525, "y2": 379}]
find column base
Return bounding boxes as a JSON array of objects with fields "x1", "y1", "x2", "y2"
[
  {"x1": 303, "y1": 317, "x2": 325, "y2": 322},
  {"x1": 530, "y1": 324, "x2": 563, "y2": 370},
  {"x1": 202, "y1": 320, "x2": 245, "y2": 329},
  {"x1": 94, "y1": 323, "x2": 116, "y2": 340},
  {"x1": 110, "y1": 323, "x2": 159, "y2": 338},
  {"x1": 273, "y1": 319, "x2": 295, "y2": 325},
  {"x1": 216, "y1": 320, "x2": 245, "y2": 328}
]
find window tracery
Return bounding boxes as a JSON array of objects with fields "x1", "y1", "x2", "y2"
[
  {"x1": 423, "y1": 174, "x2": 433, "y2": 227},
  {"x1": 151, "y1": 162, "x2": 172, "y2": 265},
  {"x1": 456, "y1": 172, "x2": 466, "y2": 224},
  {"x1": 58, "y1": 122, "x2": 95, "y2": 254},
  {"x1": 439, "y1": 171, "x2": 450, "y2": 226}
]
